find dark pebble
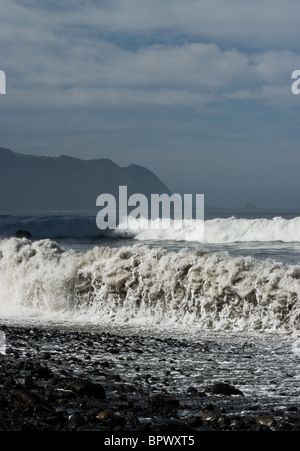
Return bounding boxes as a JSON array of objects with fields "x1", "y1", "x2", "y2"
[{"x1": 0, "y1": 324, "x2": 299, "y2": 432}]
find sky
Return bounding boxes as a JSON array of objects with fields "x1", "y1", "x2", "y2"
[{"x1": 0, "y1": 0, "x2": 300, "y2": 209}]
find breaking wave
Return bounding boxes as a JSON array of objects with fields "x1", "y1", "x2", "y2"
[
  {"x1": 0, "y1": 238, "x2": 299, "y2": 334},
  {"x1": 115, "y1": 216, "x2": 300, "y2": 243},
  {"x1": 0, "y1": 214, "x2": 299, "y2": 243}
]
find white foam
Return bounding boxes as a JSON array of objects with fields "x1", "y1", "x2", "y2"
[
  {"x1": 292, "y1": 338, "x2": 300, "y2": 356},
  {"x1": 114, "y1": 216, "x2": 300, "y2": 243},
  {"x1": 0, "y1": 330, "x2": 5, "y2": 355},
  {"x1": 0, "y1": 238, "x2": 299, "y2": 334},
  {"x1": 1, "y1": 215, "x2": 300, "y2": 243}
]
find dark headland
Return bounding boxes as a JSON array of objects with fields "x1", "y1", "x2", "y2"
[{"x1": 0, "y1": 147, "x2": 169, "y2": 211}]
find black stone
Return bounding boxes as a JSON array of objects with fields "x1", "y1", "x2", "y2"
[
  {"x1": 206, "y1": 382, "x2": 244, "y2": 397},
  {"x1": 68, "y1": 378, "x2": 106, "y2": 399},
  {"x1": 15, "y1": 230, "x2": 32, "y2": 239}
]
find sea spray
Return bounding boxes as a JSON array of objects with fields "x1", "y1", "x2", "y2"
[
  {"x1": 114, "y1": 216, "x2": 300, "y2": 243},
  {"x1": 0, "y1": 215, "x2": 300, "y2": 243},
  {"x1": 0, "y1": 238, "x2": 299, "y2": 333},
  {"x1": 0, "y1": 238, "x2": 76, "y2": 314}
]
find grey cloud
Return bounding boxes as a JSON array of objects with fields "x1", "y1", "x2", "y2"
[
  {"x1": 4, "y1": 1, "x2": 300, "y2": 49},
  {"x1": 2, "y1": 0, "x2": 299, "y2": 109},
  {"x1": 3, "y1": 36, "x2": 299, "y2": 110},
  {"x1": 47, "y1": 0, "x2": 300, "y2": 49},
  {"x1": 0, "y1": 0, "x2": 300, "y2": 208}
]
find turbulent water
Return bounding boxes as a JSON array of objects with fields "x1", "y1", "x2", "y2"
[
  {"x1": 1, "y1": 210, "x2": 299, "y2": 428},
  {"x1": 0, "y1": 212, "x2": 299, "y2": 337},
  {"x1": 1, "y1": 212, "x2": 300, "y2": 244}
]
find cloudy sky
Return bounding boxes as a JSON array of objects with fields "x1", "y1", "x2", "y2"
[{"x1": 1, "y1": 0, "x2": 300, "y2": 208}]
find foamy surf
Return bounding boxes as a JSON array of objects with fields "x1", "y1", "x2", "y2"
[
  {"x1": 0, "y1": 238, "x2": 299, "y2": 335},
  {"x1": 0, "y1": 215, "x2": 300, "y2": 243},
  {"x1": 114, "y1": 216, "x2": 300, "y2": 243}
]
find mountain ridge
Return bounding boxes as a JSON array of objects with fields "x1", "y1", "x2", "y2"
[{"x1": 0, "y1": 147, "x2": 170, "y2": 211}]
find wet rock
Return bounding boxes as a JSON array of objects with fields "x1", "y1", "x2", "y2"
[
  {"x1": 187, "y1": 386, "x2": 198, "y2": 394},
  {"x1": 100, "y1": 361, "x2": 110, "y2": 368},
  {"x1": 11, "y1": 388, "x2": 53, "y2": 412},
  {"x1": 63, "y1": 413, "x2": 86, "y2": 431},
  {"x1": 126, "y1": 415, "x2": 142, "y2": 430},
  {"x1": 16, "y1": 359, "x2": 35, "y2": 371},
  {"x1": 188, "y1": 415, "x2": 204, "y2": 428},
  {"x1": 0, "y1": 391, "x2": 9, "y2": 407},
  {"x1": 205, "y1": 382, "x2": 244, "y2": 397},
  {"x1": 14, "y1": 375, "x2": 36, "y2": 388},
  {"x1": 68, "y1": 378, "x2": 106, "y2": 399},
  {"x1": 108, "y1": 415, "x2": 127, "y2": 429},
  {"x1": 256, "y1": 413, "x2": 276, "y2": 429},
  {"x1": 15, "y1": 230, "x2": 32, "y2": 239},
  {"x1": 197, "y1": 410, "x2": 228, "y2": 429},
  {"x1": 97, "y1": 410, "x2": 113, "y2": 421},
  {"x1": 110, "y1": 374, "x2": 122, "y2": 382},
  {"x1": 146, "y1": 394, "x2": 180, "y2": 416},
  {"x1": 277, "y1": 414, "x2": 300, "y2": 431},
  {"x1": 187, "y1": 386, "x2": 205, "y2": 397},
  {"x1": 1, "y1": 324, "x2": 300, "y2": 432},
  {"x1": 55, "y1": 388, "x2": 76, "y2": 399},
  {"x1": 230, "y1": 416, "x2": 248, "y2": 430},
  {"x1": 31, "y1": 364, "x2": 52, "y2": 380},
  {"x1": 96, "y1": 410, "x2": 126, "y2": 429},
  {"x1": 108, "y1": 348, "x2": 120, "y2": 354}
]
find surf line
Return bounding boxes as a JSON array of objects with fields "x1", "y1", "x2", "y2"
[{"x1": 96, "y1": 185, "x2": 204, "y2": 232}]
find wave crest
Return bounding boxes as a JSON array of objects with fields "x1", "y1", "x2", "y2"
[
  {"x1": 0, "y1": 238, "x2": 299, "y2": 334},
  {"x1": 1, "y1": 215, "x2": 299, "y2": 243},
  {"x1": 114, "y1": 216, "x2": 300, "y2": 243}
]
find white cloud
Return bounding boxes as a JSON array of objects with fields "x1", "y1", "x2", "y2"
[
  {"x1": 54, "y1": 0, "x2": 300, "y2": 48},
  {"x1": 1, "y1": 0, "x2": 299, "y2": 101},
  {"x1": 0, "y1": 1, "x2": 299, "y2": 116},
  {"x1": 3, "y1": 36, "x2": 299, "y2": 110}
]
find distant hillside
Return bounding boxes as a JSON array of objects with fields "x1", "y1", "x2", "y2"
[{"x1": 0, "y1": 147, "x2": 170, "y2": 210}]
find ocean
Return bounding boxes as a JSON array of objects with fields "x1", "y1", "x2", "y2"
[
  {"x1": 0, "y1": 209, "x2": 299, "y2": 422},
  {"x1": 0, "y1": 209, "x2": 299, "y2": 333}
]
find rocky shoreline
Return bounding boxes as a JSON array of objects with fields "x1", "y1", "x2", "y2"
[{"x1": 0, "y1": 324, "x2": 299, "y2": 432}]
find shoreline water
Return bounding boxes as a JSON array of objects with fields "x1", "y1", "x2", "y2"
[{"x1": 0, "y1": 210, "x2": 299, "y2": 433}]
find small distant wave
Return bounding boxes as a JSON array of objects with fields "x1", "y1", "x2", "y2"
[
  {"x1": 0, "y1": 215, "x2": 300, "y2": 244},
  {"x1": 0, "y1": 238, "x2": 299, "y2": 334},
  {"x1": 0, "y1": 214, "x2": 102, "y2": 240}
]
